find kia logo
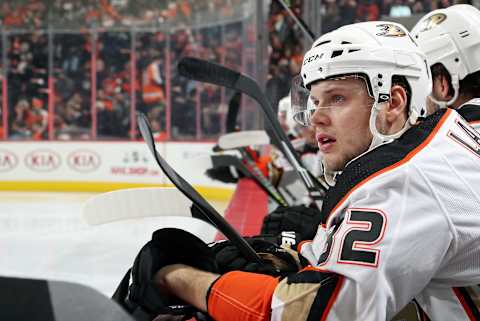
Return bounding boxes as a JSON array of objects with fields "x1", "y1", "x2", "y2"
[
  {"x1": 0, "y1": 149, "x2": 18, "y2": 172},
  {"x1": 25, "y1": 150, "x2": 61, "y2": 172},
  {"x1": 67, "y1": 150, "x2": 101, "y2": 172}
]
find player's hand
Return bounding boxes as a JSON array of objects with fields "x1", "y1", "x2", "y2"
[
  {"x1": 113, "y1": 228, "x2": 217, "y2": 320},
  {"x1": 261, "y1": 205, "x2": 323, "y2": 246},
  {"x1": 210, "y1": 237, "x2": 304, "y2": 277},
  {"x1": 205, "y1": 166, "x2": 243, "y2": 183}
]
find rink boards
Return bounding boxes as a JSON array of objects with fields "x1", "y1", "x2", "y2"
[{"x1": 0, "y1": 141, "x2": 234, "y2": 200}]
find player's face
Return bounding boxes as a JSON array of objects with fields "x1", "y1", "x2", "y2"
[{"x1": 309, "y1": 78, "x2": 373, "y2": 172}]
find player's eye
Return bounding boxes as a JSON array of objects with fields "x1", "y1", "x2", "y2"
[{"x1": 331, "y1": 95, "x2": 345, "y2": 104}]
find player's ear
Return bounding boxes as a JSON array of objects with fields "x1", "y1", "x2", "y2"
[
  {"x1": 438, "y1": 74, "x2": 453, "y2": 100},
  {"x1": 385, "y1": 84, "x2": 408, "y2": 123}
]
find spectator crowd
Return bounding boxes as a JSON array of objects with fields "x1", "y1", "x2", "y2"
[
  {"x1": 0, "y1": 0, "x2": 477, "y2": 141},
  {"x1": 1, "y1": 0, "x2": 249, "y2": 140}
]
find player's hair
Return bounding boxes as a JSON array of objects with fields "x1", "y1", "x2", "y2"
[
  {"x1": 431, "y1": 63, "x2": 480, "y2": 100},
  {"x1": 460, "y1": 70, "x2": 480, "y2": 98}
]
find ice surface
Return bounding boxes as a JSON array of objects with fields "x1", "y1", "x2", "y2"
[{"x1": 0, "y1": 192, "x2": 218, "y2": 296}]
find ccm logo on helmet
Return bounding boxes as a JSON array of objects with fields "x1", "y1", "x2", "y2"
[
  {"x1": 376, "y1": 24, "x2": 406, "y2": 37},
  {"x1": 417, "y1": 13, "x2": 447, "y2": 32},
  {"x1": 303, "y1": 53, "x2": 325, "y2": 65}
]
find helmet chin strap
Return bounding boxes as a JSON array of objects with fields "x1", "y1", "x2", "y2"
[
  {"x1": 428, "y1": 73, "x2": 460, "y2": 109},
  {"x1": 322, "y1": 163, "x2": 341, "y2": 187}
]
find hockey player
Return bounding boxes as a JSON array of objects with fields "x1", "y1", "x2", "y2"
[
  {"x1": 265, "y1": 2, "x2": 480, "y2": 270},
  {"x1": 265, "y1": 3, "x2": 480, "y2": 247},
  {"x1": 411, "y1": 4, "x2": 480, "y2": 128},
  {"x1": 124, "y1": 21, "x2": 480, "y2": 320}
]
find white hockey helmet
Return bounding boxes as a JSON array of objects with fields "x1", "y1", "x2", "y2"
[
  {"x1": 296, "y1": 21, "x2": 431, "y2": 150},
  {"x1": 411, "y1": 4, "x2": 480, "y2": 107}
]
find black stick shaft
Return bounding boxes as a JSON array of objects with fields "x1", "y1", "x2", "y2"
[
  {"x1": 178, "y1": 57, "x2": 328, "y2": 208},
  {"x1": 137, "y1": 113, "x2": 262, "y2": 264}
]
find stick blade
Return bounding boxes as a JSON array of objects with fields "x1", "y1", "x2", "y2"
[
  {"x1": 83, "y1": 187, "x2": 192, "y2": 225},
  {"x1": 218, "y1": 130, "x2": 270, "y2": 150}
]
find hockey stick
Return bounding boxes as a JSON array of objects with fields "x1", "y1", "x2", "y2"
[
  {"x1": 218, "y1": 130, "x2": 270, "y2": 149},
  {"x1": 137, "y1": 112, "x2": 262, "y2": 264},
  {"x1": 210, "y1": 153, "x2": 289, "y2": 207},
  {"x1": 82, "y1": 187, "x2": 193, "y2": 226},
  {"x1": 217, "y1": 131, "x2": 289, "y2": 206},
  {"x1": 178, "y1": 57, "x2": 328, "y2": 209},
  {"x1": 276, "y1": 0, "x2": 315, "y2": 42}
]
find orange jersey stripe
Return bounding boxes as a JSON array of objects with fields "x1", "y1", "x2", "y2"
[{"x1": 208, "y1": 271, "x2": 279, "y2": 321}]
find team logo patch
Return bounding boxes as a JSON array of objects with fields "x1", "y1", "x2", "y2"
[
  {"x1": 417, "y1": 13, "x2": 447, "y2": 32},
  {"x1": 376, "y1": 24, "x2": 406, "y2": 37}
]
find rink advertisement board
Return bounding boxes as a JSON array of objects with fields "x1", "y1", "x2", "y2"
[{"x1": 0, "y1": 141, "x2": 234, "y2": 200}]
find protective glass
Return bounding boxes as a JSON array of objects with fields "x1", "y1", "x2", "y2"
[
  {"x1": 291, "y1": 74, "x2": 373, "y2": 126},
  {"x1": 291, "y1": 75, "x2": 313, "y2": 127}
]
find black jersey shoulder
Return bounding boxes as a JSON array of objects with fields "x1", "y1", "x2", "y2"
[
  {"x1": 457, "y1": 102, "x2": 480, "y2": 123},
  {"x1": 320, "y1": 109, "x2": 448, "y2": 219}
]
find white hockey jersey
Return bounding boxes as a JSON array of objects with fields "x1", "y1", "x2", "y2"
[{"x1": 270, "y1": 109, "x2": 480, "y2": 321}]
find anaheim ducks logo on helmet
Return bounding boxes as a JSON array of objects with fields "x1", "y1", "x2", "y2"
[
  {"x1": 417, "y1": 13, "x2": 447, "y2": 32},
  {"x1": 376, "y1": 24, "x2": 406, "y2": 37}
]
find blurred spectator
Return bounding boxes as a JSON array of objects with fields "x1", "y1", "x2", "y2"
[
  {"x1": 55, "y1": 92, "x2": 91, "y2": 139},
  {"x1": 3, "y1": 0, "x2": 474, "y2": 142},
  {"x1": 390, "y1": 0, "x2": 413, "y2": 16},
  {"x1": 266, "y1": 1, "x2": 305, "y2": 112},
  {"x1": 200, "y1": 83, "x2": 222, "y2": 137},
  {"x1": 321, "y1": 1, "x2": 341, "y2": 33},
  {"x1": 10, "y1": 99, "x2": 31, "y2": 139},
  {"x1": 339, "y1": 0, "x2": 359, "y2": 25},
  {"x1": 357, "y1": 0, "x2": 380, "y2": 21},
  {"x1": 171, "y1": 84, "x2": 196, "y2": 138},
  {"x1": 9, "y1": 97, "x2": 47, "y2": 140},
  {"x1": 148, "y1": 105, "x2": 168, "y2": 141},
  {"x1": 411, "y1": 1, "x2": 426, "y2": 13},
  {"x1": 27, "y1": 97, "x2": 48, "y2": 140},
  {"x1": 142, "y1": 57, "x2": 165, "y2": 107}
]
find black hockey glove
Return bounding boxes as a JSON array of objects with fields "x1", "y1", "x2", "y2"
[
  {"x1": 112, "y1": 228, "x2": 217, "y2": 321},
  {"x1": 211, "y1": 237, "x2": 305, "y2": 277},
  {"x1": 261, "y1": 205, "x2": 323, "y2": 247},
  {"x1": 205, "y1": 166, "x2": 243, "y2": 184}
]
